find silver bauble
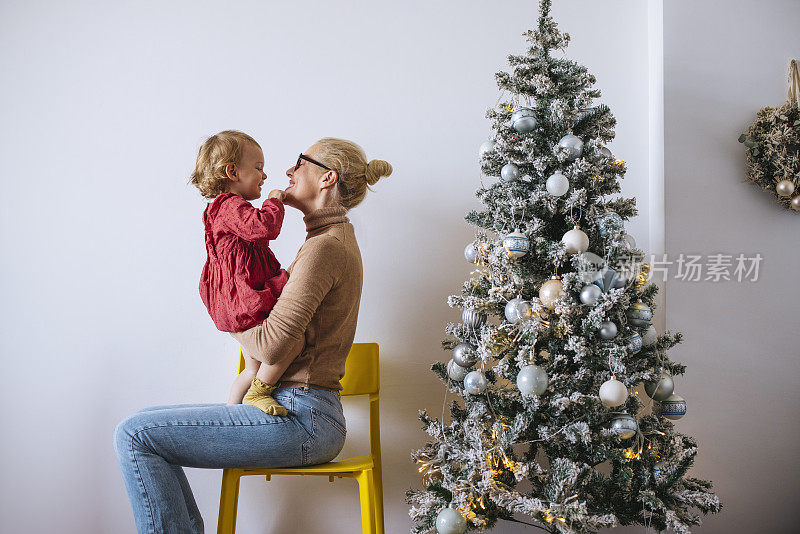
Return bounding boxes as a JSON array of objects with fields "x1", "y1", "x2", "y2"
[
  {"x1": 562, "y1": 227, "x2": 589, "y2": 254},
  {"x1": 479, "y1": 140, "x2": 496, "y2": 158},
  {"x1": 510, "y1": 107, "x2": 537, "y2": 133},
  {"x1": 558, "y1": 134, "x2": 584, "y2": 161},
  {"x1": 599, "y1": 146, "x2": 613, "y2": 159},
  {"x1": 660, "y1": 394, "x2": 687, "y2": 420},
  {"x1": 599, "y1": 378, "x2": 628, "y2": 408},
  {"x1": 776, "y1": 179, "x2": 795, "y2": 197},
  {"x1": 622, "y1": 233, "x2": 636, "y2": 249},
  {"x1": 625, "y1": 331, "x2": 643, "y2": 354},
  {"x1": 610, "y1": 414, "x2": 638, "y2": 439},
  {"x1": 436, "y1": 507, "x2": 467, "y2": 534},
  {"x1": 791, "y1": 196, "x2": 800, "y2": 211},
  {"x1": 501, "y1": 163, "x2": 520, "y2": 182},
  {"x1": 597, "y1": 212, "x2": 624, "y2": 236},
  {"x1": 447, "y1": 359, "x2": 469, "y2": 382},
  {"x1": 642, "y1": 325, "x2": 658, "y2": 347},
  {"x1": 539, "y1": 276, "x2": 565, "y2": 310},
  {"x1": 516, "y1": 365, "x2": 549, "y2": 396},
  {"x1": 644, "y1": 372, "x2": 674, "y2": 402},
  {"x1": 599, "y1": 321, "x2": 618, "y2": 340},
  {"x1": 464, "y1": 370, "x2": 487, "y2": 395},
  {"x1": 504, "y1": 297, "x2": 531, "y2": 324},
  {"x1": 462, "y1": 308, "x2": 486, "y2": 329},
  {"x1": 545, "y1": 171, "x2": 570, "y2": 197},
  {"x1": 464, "y1": 243, "x2": 478, "y2": 263},
  {"x1": 626, "y1": 301, "x2": 653, "y2": 329},
  {"x1": 503, "y1": 231, "x2": 529, "y2": 259},
  {"x1": 579, "y1": 284, "x2": 602, "y2": 305},
  {"x1": 452, "y1": 343, "x2": 478, "y2": 368}
]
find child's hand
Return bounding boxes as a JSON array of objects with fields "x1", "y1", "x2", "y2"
[{"x1": 268, "y1": 189, "x2": 286, "y2": 202}]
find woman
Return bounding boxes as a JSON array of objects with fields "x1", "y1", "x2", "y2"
[{"x1": 114, "y1": 138, "x2": 392, "y2": 533}]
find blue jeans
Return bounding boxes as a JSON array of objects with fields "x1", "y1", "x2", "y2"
[{"x1": 113, "y1": 387, "x2": 346, "y2": 534}]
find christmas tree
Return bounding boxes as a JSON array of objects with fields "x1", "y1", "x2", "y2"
[{"x1": 407, "y1": 2, "x2": 721, "y2": 533}]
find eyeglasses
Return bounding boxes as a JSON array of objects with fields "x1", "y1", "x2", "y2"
[{"x1": 295, "y1": 153, "x2": 339, "y2": 183}]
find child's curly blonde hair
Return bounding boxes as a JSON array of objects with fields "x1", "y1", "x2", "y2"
[{"x1": 190, "y1": 130, "x2": 260, "y2": 199}]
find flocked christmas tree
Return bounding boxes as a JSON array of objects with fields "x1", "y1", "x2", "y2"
[{"x1": 407, "y1": 2, "x2": 721, "y2": 533}]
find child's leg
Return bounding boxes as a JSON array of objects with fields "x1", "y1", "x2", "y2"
[
  {"x1": 241, "y1": 354, "x2": 295, "y2": 417},
  {"x1": 226, "y1": 355, "x2": 260, "y2": 405}
]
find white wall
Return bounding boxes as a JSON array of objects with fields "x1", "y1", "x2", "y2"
[
  {"x1": 0, "y1": 0, "x2": 753, "y2": 532},
  {"x1": 663, "y1": 1, "x2": 800, "y2": 533}
]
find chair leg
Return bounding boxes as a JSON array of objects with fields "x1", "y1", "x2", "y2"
[
  {"x1": 355, "y1": 469, "x2": 377, "y2": 534},
  {"x1": 217, "y1": 469, "x2": 242, "y2": 534},
  {"x1": 373, "y1": 467, "x2": 385, "y2": 534}
]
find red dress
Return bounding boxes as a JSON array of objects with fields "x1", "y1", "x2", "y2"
[{"x1": 199, "y1": 193, "x2": 289, "y2": 332}]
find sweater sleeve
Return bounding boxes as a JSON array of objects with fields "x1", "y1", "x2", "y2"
[
  {"x1": 217, "y1": 196, "x2": 284, "y2": 242},
  {"x1": 231, "y1": 235, "x2": 344, "y2": 366}
]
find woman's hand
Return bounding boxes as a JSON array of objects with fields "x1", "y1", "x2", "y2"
[{"x1": 268, "y1": 189, "x2": 286, "y2": 202}]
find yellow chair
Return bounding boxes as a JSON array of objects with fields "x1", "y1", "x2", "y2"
[{"x1": 217, "y1": 342, "x2": 384, "y2": 534}]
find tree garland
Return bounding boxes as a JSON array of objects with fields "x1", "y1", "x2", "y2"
[{"x1": 738, "y1": 60, "x2": 800, "y2": 212}]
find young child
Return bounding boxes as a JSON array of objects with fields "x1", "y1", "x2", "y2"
[{"x1": 190, "y1": 130, "x2": 291, "y2": 416}]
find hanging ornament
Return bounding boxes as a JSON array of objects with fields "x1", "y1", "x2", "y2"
[
  {"x1": 653, "y1": 462, "x2": 666, "y2": 482},
  {"x1": 503, "y1": 230, "x2": 529, "y2": 259},
  {"x1": 462, "y1": 308, "x2": 487, "y2": 329},
  {"x1": 791, "y1": 196, "x2": 800, "y2": 210},
  {"x1": 593, "y1": 266, "x2": 626, "y2": 293},
  {"x1": 516, "y1": 364, "x2": 549, "y2": 396},
  {"x1": 776, "y1": 179, "x2": 795, "y2": 197},
  {"x1": 610, "y1": 414, "x2": 638, "y2": 439},
  {"x1": 545, "y1": 171, "x2": 570, "y2": 197},
  {"x1": 625, "y1": 331, "x2": 643, "y2": 354},
  {"x1": 622, "y1": 233, "x2": 636, "y2": 249},
  {"x1": 436, "y1": 507, "x2": 467, "y2": 534},
  {"x1": 464, "y1": 370, "x2": 487, "y2": 395},
  {"x1": 579, "y1": 284, "x2": 602, "y2": 305},
  {"x1": 644, "y1": 371, "x2": 675, "y2": 402},
  {"x1": 464, "y1": 243, "x2": 478, "y2": 263},
  {"x1": 597, "y1": 211, "x2": 624, "y2": 236},
  {"x1": 642, "y1": 325, "x2": 658, "y2": 347},
  {"x1": 501, "y1": 163, "x2": 520, "y2": 182},
  {"x1": 599, "y1": 378, "x2": 629, "y2": 408},
  {"x1": 504, "y1": 297, "x2": 531, "y2": 324},
  {"x1": 479, "y1": 139, "x2": 496, "y2": 158},
  {"x1": 660, "y1": 394, "x2": 687, "y2": 420},
  {"x1": 447, "y1": 359, "x2": 470, "y2": 382},
  {"x1": 599, "y1": 146, "x2": 613, "y2": 159},
  {"x1": 557, "y1": 134, "x2": 584, "y2": 161},
  {"x1": 452, "y1": 342, "x2": 479, "y2": 367},
  {"x1": 626, "y1": 301, "x2": 653, "y2": 329},
  {"x1": 599, "y1": 321, "x2": 618, "y2": 340},
  {"x1": 576, "y1": 106, "x2": 596, "y2": 123},
  {"x1": 510, "y1": 107, "x2": 537, "y2": 133},
  {"x1": 538, "y1": 276, "x2": 565, "y2": 310},
  {"x1": 561, "y1": 226, "x2": 589, "y2": 254}
]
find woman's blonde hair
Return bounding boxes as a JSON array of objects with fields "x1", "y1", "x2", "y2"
[
  {"x1": 190, "y1": 130, "x2": 260, "y2": 199},
  {"x1": 315, "y1": 137, "x2": 392, "y2": 210}
]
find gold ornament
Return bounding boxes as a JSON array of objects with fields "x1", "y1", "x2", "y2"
[
  {"x1": 539, "y1": 276, "x2": 565, "y2": 310},
  {"x1": 635, "y1": 264, "x2": 651, "y2": 290}
]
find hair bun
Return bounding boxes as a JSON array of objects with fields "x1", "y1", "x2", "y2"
[{"x1": 365, "y1": 159, "x2": 392, "y2": 186}]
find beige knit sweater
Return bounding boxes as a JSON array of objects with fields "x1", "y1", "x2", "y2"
[{"x1": 231, "y1": 205, "x2": 362, "y2": 391}]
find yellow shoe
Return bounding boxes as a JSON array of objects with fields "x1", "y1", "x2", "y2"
[{"x1": 243, "y1": 377, "x2": 288, "y2": 416}]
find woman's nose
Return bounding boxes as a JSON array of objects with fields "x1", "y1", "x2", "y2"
[{"x1": 286, "y1": 167, "x2": 294, "y2": 178}]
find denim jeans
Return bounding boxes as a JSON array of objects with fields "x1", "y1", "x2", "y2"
[{"x1": 113, "y1": 387, "x2": 346, "y2": 534}]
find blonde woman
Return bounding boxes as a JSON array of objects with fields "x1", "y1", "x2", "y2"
[{"x1": 114, "y1": 138, "x2": 391, "y2": 533}]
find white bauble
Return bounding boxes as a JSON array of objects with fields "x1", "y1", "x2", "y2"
[
  {"x1": 501, "y1": 163, "x2": 520, "y2": 182},
  {"x1": 545, "y1": 171, "x2": 569, "y2": 197},
  {"x1": 503, "y1": 231, "x2": 530, "y2": 259},
  {"x1": 622, "y1": 233, "x2": 636, "y2": 249},
  {"x1": 464, "y1": 243, "x2": 478, "y2": 263},
  {"x1": 464, "y1": 370, "x2": 487, "y2": 395},
  {"x1": 660, "y1": 394, "x2": 687, "y2": 420},
  {"x1": 436, "y1": 507, "x2": 467, "y2": 534},
  {"x1": 516, "y1": 365, "x2": 549, "y2": 396},
  {"x1": 776, "y1": 179, "x2": 795, "y2": 197},
  {"x1": 562, "y1": 227, "x2": 589, "y2": 254},
  {"x1": 479, "y1": 140, "x2": 496, "y2": 158},
  {"x1": 599, "y1": 378, "x2": 628, "y2": 408},
  {"x1": 538, "y1": 276, "x2": 565, "y2": 310},
  {"x1": 504, "y1": 297, "x2": 531, "y2": 324},
  {"x1": 642, "y1": 325, "x2": 658, "y2": 347},
  {"x1": 447, "y1": 359, "x2": 469, "y2": 382}
]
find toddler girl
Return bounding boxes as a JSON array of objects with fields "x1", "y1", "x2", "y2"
[{"x1": 190, "y1": 130, "x2": 291, "y2": 416}]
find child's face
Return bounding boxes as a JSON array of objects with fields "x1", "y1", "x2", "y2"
[{"x1": 228, "y1": 143, "x2": 266, "y2": 200}]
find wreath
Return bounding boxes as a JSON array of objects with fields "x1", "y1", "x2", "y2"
[{"x1": 738, "y1": 60, "x2": 800, "y2": 212}]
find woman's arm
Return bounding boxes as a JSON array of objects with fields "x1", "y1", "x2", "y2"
[
  {"x1": 231, "y1": 235, "x2": 344, "y2": 367},
  {"x1": 218, "y1": 195, "x2": 284, "y2": 242}
]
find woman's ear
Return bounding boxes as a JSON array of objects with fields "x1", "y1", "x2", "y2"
[
  {"x1": 225, "y1": 163, "x2": 238, "y2": 181},
  {"x1": 320, "y1": 170, "x2": 338, "y2": 189}
]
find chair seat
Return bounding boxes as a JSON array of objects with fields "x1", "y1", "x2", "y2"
[{"x1": 237, "y1": 455, "x2": 374, "y2": 477}]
